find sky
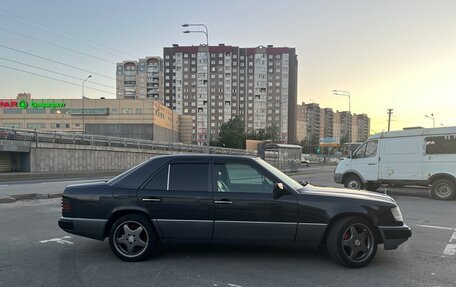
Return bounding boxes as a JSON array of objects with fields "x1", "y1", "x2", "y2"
[{"x1": 1, "y1": 0, "x2": 456, "y2": 133}]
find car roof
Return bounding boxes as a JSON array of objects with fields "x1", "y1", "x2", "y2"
[{"x1": 150, "y1": 154, "x2": 258, "y2": 160}]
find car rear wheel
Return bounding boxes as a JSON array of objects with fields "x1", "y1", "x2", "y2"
[
  {"x1": 326, "y1": 217, "x2": 378, "y2": 268},
  {"x1": 108, "y1": 214, "x2": 156, "y2": 261},
  {"x1": 344, "y1": 175, "x2": 363, "y2": 190},
  {"x1": 431, "y1": 179, "x2": 456, "y2": 200}
]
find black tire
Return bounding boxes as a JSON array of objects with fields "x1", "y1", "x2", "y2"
[
  {"x1": 326, "y1": 217, "x2": 378, "y2": 268},
  {"x1": 344, "y1": 175, "x2": 364, "y2": 190},
  {"x1": 307, "y1": 163, "x2": 310, "y2": 168},
  {"x1": 108, "y1": 214, "x2": 157, "y2": 262},
  {"x1": 430, "y1": 179, "x2": 456, "y2": 200},
  {"x1": 365, "y1": 182, "x2": 381, "y2": 192}
]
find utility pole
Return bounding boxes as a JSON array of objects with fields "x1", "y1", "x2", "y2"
[{"x1": 387, "y1": 108, "x2": 393, "y2": 131}]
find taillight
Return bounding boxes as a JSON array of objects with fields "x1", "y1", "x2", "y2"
[{"x1": 61, "y1": 197, "x2": 71, "y2": 214}]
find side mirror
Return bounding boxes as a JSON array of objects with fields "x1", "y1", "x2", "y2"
[
  {"x1": 273, "y1": 182, "x2": 288, "y2": 195},
  {"x1": 349, "y1": 150, "x2": 354, "y2": 159}
]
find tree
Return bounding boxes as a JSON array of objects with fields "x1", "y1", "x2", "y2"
[
  {"x1": 215, "y1": 117, "x2": 246, "y2": 149},
  {"x1": 265, "y1": 123, "x2": 280, "y2": 141},
  {"x1": 246, "y1": 123, "x2": 280, "y2": 141}
]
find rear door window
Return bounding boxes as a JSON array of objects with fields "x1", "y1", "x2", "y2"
[{"x1": 169, "y1": 163, "x2": 210, "y2": 192}]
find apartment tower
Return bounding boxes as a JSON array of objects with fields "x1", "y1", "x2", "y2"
[{"x1": 163, "y1": 44, "x2": 297, "y2": 145}]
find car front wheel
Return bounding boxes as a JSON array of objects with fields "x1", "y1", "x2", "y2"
[
  {"x1": 108, "y1": 214, "x2": 156, "y2": 261},
  {"x1": 326, "y1": 217, "x2": 378, "y2": 268},
  {"x1": 344, "y1": 175, "x2": 363, "y2": 190}
]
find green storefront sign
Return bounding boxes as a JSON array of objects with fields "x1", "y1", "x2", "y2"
[{"x1": 19, "y1": 100, "x2": 66, "y2": 109}]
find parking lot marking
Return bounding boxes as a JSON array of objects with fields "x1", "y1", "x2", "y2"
[
  {"x1": 449, "y1": 230, "x2": 456, "y2": 243},
  {"x1": 441, "y1": 229, "x2": 456, "y2": 257},
  {"x1": 443, "y1": 244, "x2": 456, "y2": 256},
  {"x1": 227, "y1": 284, "x2": 244, "y2": 287},
  {"x1": 415, "y1": 224, "x2": 454, "y2": 231},
  {"x1": 39, "y1": 235, "x2": 74, "y2": 245}
]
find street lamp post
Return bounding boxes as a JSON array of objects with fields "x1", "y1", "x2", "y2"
[
  {"x1": 182, "y1": 23, "x2": 210, "y2": 148},
  {"x1": 425, "y1": 113, "x2": 435, "y2": 128},
  {"x1": 82, "y1": 75, "x2": 92, "y2": 133},
  {"x1": 333, "y1": 89, "x2": 352, "y2": 155}
]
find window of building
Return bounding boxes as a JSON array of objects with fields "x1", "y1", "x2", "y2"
[
  {"x1": 3, "y1": 109, "x2": 22, "y2": 114},
  {"x1": 26, "y1": 123, "x2": 46, "y2": 129},
  {"x1": 2, "y1": 123, "x2": 22, "y2": 128}
]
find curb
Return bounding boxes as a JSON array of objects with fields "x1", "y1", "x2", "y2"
[
  {"x1": 10, "y1": 193, "x2": 62, "y2": 201},
  {"x1": 0, "y1": 193, "x2": 62, "y2": 204},
  {"x1": 0, "y1": 195, "x2": 16, "y2": 204},
  {"x1": 0, "y1": 171, "x2": 120, "y2": 183}
]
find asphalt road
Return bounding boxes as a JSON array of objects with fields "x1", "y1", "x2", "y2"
[{"x1": 0, "y1": 170, "x2": 455, "y2": 287}]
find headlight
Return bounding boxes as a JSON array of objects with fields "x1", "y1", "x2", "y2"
[{"x1": 391, "y1": 206, "x2": 403, "y2": 222}]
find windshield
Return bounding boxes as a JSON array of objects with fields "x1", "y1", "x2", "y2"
[{"x1": 255, "y1": 158, "x2": 304, "y2": 191}]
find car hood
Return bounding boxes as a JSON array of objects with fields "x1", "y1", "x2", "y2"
[{"x1": 300, "y1": 184, "x2": 396, "y2": 204}]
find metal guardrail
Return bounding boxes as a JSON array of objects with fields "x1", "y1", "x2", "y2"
[{"x1": 0, "y1": 127, "x2": 255, "y2": 156}]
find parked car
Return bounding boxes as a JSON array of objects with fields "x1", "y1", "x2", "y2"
[
  {"x1": 334, "y1": 126, "x2": 456, "y2": 200},
  {"x1": 58, "y1": 154, "x2": 411, "y2": 268},
  {"x1": 301, "y1": 159, "x2": 311, "y2": 167}
]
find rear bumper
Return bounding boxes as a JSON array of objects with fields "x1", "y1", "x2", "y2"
[
  {"x1": 58, "y1": 217, "x2": 107, "y2": 241},
  {"x1": 334, "y1": 173, "x2": 343, "y2": 184},
  {"x1": 378, "y1": 224, "x2": 412, "y2": 250}
]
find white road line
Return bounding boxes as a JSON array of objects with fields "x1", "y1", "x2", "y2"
[
  {"x1": 415, "y1": 224, "x2": 454, "y2": 231},
  {"x1": 442, "y1": 229, "x2": 456, "y2": 257},
  {"x1": 443, "y1": 244, "x2": 456, "y2": 256},
  {"x1": 39, "y1": 236, "x2": 74, "y2": 245},
  {"x1": 449, "y1": 231, "x2": 456, "y2": 243},
  {"x1": 227, "y1": 284, "x2": 244, "y2": 287}
]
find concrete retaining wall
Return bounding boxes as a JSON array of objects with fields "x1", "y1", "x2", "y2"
[{"x1": 30, "y1": 142, "x2": 168, "y2": 173}]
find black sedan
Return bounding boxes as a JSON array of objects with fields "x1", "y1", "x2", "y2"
[{"x1": 58, "y1": 155, "x2": 411, "y2": 268}]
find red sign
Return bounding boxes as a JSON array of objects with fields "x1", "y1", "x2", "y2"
[{"x1": 0, "y1": 100, "x2": 18, "y2": 108}]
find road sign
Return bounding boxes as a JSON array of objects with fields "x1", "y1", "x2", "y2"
[{"x1": 319, "y1": 137, "x2": 340, "y2": 147}]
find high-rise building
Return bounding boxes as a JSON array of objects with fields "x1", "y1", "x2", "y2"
[
  {"x1": 296, "y1": 102, "x2": 307, "y2": 143},
  {"x1": 334, "y1": 111, "x2": 352, "y2": 142},
  {"x1": 116, "y1": 57, "x2": 163, "y2": 100},
  {"x1": 352, "y1": 113, "x2": 370, "y2": 142},
  {"x1": 319, "y1": 108, "x2": 334, "y2": 138},
  {"x1": 163, "y1": 44, "x2": 297, "y2": 145},
  {"x1": 304, "y1": 103, "x2": 320, "y2": 141}
]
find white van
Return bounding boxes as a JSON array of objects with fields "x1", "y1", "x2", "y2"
[{"x1": 334, "y1": 127, "x2": 456, "y2": 200}]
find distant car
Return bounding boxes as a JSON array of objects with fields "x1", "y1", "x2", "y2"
[
  {"x1": 59, "y1": 155, "x2": 411, "y2": 268},
  {"x1": 301, "y1": 159, "x2": 311, "y2": 167}
]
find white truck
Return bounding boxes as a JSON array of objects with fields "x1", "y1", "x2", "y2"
[{"x1": 334, "y1": 126, "x2": 456, "y2": 200}]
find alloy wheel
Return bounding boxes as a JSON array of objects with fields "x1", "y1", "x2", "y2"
[
  {"x1": 341, "y1": 223, "x2": 374, "y2": 263},
  {"x1": 113, "y1": 220, "x2": 149, "y2": 258}
]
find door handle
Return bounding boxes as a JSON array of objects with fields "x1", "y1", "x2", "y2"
[
  {"x1": 214, "y1": 200, "x2": 232, "y2": 204},
  {"x1": 142, "y1": 197, "x2": 161, "y2": 202},
  {"x1": 368, "y1": 163, "x2": 376, "y2": 166}
]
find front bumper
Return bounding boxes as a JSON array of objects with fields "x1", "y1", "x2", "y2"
[
  {"x1": 378, "y1": 224, "x2": 412, "y2": 250},
  {"x1": 58, "y1": 217, "x2": 107, "y2": 241},
  {"x1": 334, "y1": 173, "x2": 343, "y2": 184}
]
